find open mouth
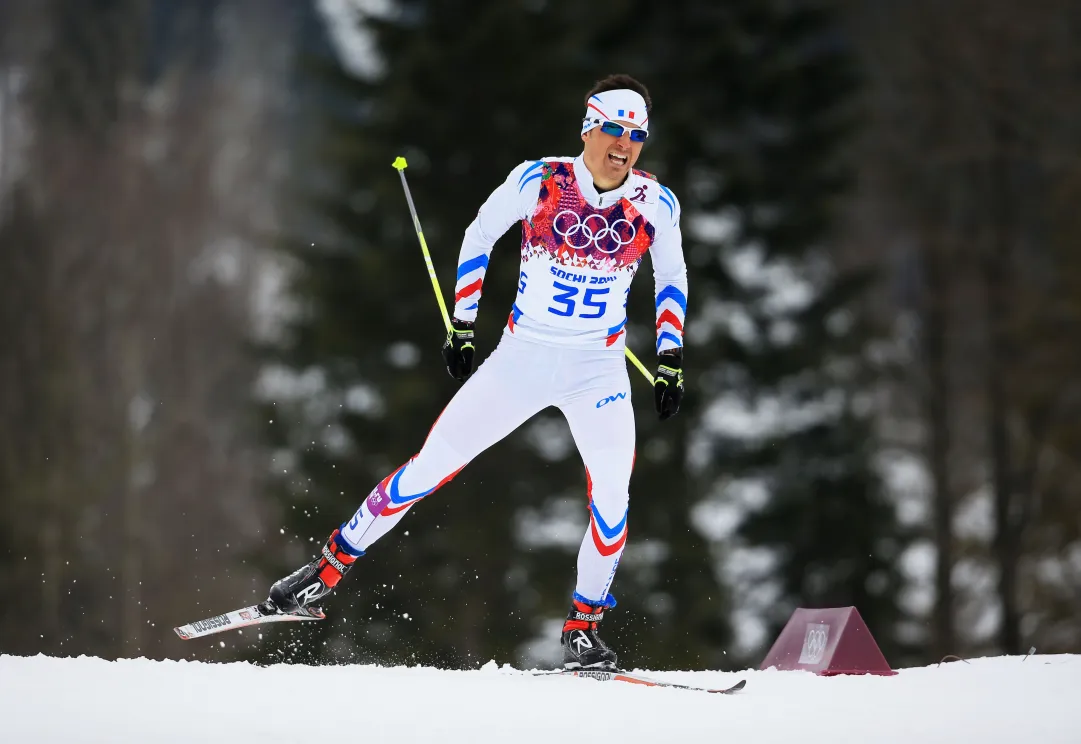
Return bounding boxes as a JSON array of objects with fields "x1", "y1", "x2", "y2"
[{"x1": 607, "y1": 152, "x2": 628, "y2": 167}]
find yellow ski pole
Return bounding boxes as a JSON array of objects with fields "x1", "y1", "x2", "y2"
[
  {"x1": 392, "y1": 156, "x2": 453, "y2": 334},
  {"x1": 625, "y1": 346, "x2": 655, "y2": 386}
]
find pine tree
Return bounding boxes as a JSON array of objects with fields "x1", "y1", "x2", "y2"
[{"x1": 633, "y1": 0, "x2": 915, "y2": 665}]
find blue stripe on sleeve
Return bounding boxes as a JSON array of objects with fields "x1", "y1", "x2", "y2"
[
  {"x1": 655, "y1": 286, "x2": 688, "y2": 314},
  {"x1": 518, "y1": 172, "x2": 542, "y2": 193},
  {"x1": 517, "y1": 161, "x2": 543, "y2": 187},
  {"x1": 456, "y1": 254, "x2": 490, "y2": 280},
  {"x1": 656, "y1": 331, "x2": 683, "y2": 352},
  {"x1": 658, "y1": 195, "x2": 673, "y2": 220}
]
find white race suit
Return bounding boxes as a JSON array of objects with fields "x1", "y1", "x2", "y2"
[{"x1": 338, "y1": 154, "x2": 688, "y2": 604}]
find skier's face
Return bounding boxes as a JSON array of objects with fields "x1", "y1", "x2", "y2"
[{"x1": 582, "y1": 119, "x2": 644, "y2": 187}]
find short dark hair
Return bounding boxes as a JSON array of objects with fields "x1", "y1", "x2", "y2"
[{"x1": 585, "y1": 74, "x2": 652, "y2": 115}]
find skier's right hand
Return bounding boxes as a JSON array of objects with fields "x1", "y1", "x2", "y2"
[{"x1": 441, "y1": 317, "x2": 476, "y2": 382}]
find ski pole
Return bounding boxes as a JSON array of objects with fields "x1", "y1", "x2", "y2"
[
  {"x1": 392, "y1": 156, "x2": 453, "y2": 334},
  {"x1": 391, "y1": 156, "x2": 654, "y2": 386},
  {"x1": 625, "y1": 347, "x2": 655, "y2": 386}
]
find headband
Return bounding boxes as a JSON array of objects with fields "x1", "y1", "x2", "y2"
[{"x1": 581, "y1": 89, "x2": 650, "y2": 135}]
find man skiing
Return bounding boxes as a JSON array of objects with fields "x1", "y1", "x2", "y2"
[{"x1": 265, "y1": 74, "x2": 687, "y2": 671}]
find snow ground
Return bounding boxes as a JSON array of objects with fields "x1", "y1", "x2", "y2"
[{"x1": 2, "y1": 653, "x2": 1078, "y2": 743}]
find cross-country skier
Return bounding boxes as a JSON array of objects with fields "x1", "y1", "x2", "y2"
[{"x1": 265, "y1": 74, "x2": 687, "y2": 671}]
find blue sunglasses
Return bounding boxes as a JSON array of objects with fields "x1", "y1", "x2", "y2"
[{"x1": 593, "y1": 120, "x2": 649, "y2": 143}]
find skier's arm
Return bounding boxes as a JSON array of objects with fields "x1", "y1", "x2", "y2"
[
  {"x1": 649, "y1": 186, "x2": 688, "y2": 354},
  {"x1": 452, "y1": 161, "x2": 542, "y2": 322}
]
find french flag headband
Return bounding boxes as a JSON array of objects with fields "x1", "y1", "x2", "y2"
[{"x1": 582, "y1": 89, "x2": 650, "y2": 135}]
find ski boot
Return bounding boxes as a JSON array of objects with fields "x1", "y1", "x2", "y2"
[
  {"x1": 560, "y1": 594, "x2": 618, "y2": 670},
  {"x1": 263, "y1": 528, "x2": 361, "y2": 618}
]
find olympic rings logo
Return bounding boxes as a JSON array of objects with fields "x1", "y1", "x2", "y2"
[
  {"x1": 798, "y1": 623, "x2": 830, "y2": 665},
  {"x1": 553, "y1": 210, "x2": 636, "y2": 254}
]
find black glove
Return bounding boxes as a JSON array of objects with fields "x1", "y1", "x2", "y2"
[
  {"x1": 441, "y1": 318, "x2": 476, "y2": 382},
  {"x1": 654, "y1": 349, "x2": 684, "y2": 421}
]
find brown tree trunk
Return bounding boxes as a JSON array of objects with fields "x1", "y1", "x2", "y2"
[
  {"x1": 986, "y1": 115, "x2": 1021, "y2": 655},
  {"x1": 922, "y1": 243, "x2": 956, "y2": 658}
]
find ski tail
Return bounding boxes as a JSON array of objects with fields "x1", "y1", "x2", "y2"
[{"x1": 173, "y1": 603, "x2": 323, "y2": 640}]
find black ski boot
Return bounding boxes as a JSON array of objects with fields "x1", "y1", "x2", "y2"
[
  {"x1": 560, "y1": 594, "x2": 618, "y2": 670},
  {"x1": 263, "y1": 528, "x2": 361, "y2": 617}
]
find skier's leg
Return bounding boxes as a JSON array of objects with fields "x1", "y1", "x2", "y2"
[
  {"x1": 555, "y1": 352, "x2": 634, "y2": 670},
  {"x1": 559, "y1": 360, "x2": 635, "y2": 604},
  {"x1": 266, "y1": 335, "x2": 557, "y2": 615},
  {"x1": 339, "y1": 335, "x2": 549, "y2": 549},
  {"x1": 338, "y1": 423, "x2": 467, "y2": 552},
  {"x1": 339, "y1": 335, "x2": 554, "y2": 553}
]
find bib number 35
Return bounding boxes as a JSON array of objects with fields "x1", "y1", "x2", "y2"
[{"x1": 548, "y1": 282, "x2": 609, "y2": 319}]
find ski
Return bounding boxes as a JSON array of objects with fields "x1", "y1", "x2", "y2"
[
  {"x1": 536, "y1": 668, "x2": 746, "y2": 694},
  {"x1": 173, "y1": 603, "x2": 323, "y2": 640}
]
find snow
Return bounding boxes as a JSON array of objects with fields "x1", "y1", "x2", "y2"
[{"x1": 2, "y1": 654, "x2": 1079, "y2": 742}]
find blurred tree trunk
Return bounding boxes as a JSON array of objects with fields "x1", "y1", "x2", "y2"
[
  {"x1": 846, "y1": 0, "x2": 1081, "y2": 657},
  {"x1": 120, "y1": 336, "x2": 144, "y2": 654},
  {"x1": 0, "y1": 0, "x2": 292, "y2": 660},
  {"x1": 984, "y1": 111, "x2": 1021, "y2": 655},
  {"x1": 922, "y1": 230, "x2": 955, "y2": 658},
  {"x1": 855, "y1": 4, "x2": 964, "y2": 659}
]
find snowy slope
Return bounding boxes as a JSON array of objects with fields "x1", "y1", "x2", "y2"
[{"x1": 2, "y1": 653, "x2": 1078, "y2": 743}]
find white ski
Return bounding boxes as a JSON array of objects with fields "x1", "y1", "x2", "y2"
[
  {"x1": 535, "y1": 668, "x2": 746, "y2": 694},
  {"x1": 173, "y1": 603, "x2": 323, "y2": 640}
]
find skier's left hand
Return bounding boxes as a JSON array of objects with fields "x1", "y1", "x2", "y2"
[
  {"x1": 654, "y1": 349, "x2": 684, "y2": 421},
  {"x1": 442, "y1": 317, "x2": 476, "y2": 382}
]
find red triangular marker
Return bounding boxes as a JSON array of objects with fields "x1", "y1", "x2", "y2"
[{"x1": 760, "y1": 606, "x2": 896, "y2": 676}]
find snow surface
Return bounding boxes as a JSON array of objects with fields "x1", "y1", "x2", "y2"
[{"x1": 2, "y1": 653, "x2": 1079, "y2": 743}]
